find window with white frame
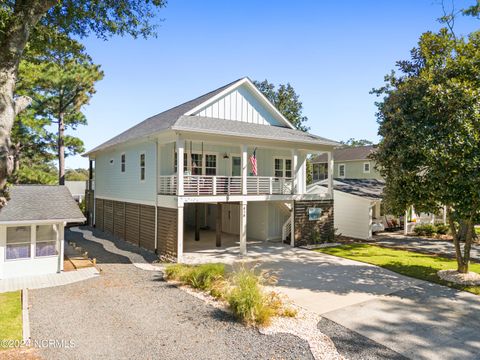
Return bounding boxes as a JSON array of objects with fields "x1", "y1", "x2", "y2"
[
  {"x1": 205, "y1": 154, "x2": 217, "y2": 175},
  {"x1": 140, "y1": 153, "x2": 146, "y2": 181},
  {"x1": 121, "y1": 153, "x2": 126, "y2": 173},
  {"x1": 274, "y1": 158, "x2": 292, "y2": 178},
  {"x1": 6, "y1": 226, "x2": 31, "y2": 260},
  {"x1": 363, "y1": 162, "x2": 370, "y2": 173},
  {"x1": 174, "y1": 152, "x2": 188, "y2": 173},
  {"x1": 190, "y1": 153, "x2": 203, "y2": 175},
  {"x1": 36, "y1": 225, "x2": 58, "y2": 257},
  {"x1": 338, "y1": 164, "x2": 346, "y2": 178}
]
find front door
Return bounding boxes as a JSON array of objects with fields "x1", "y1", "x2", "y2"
[{"x1": 231, "y1": 156, "x2": 241, "y2": 176}]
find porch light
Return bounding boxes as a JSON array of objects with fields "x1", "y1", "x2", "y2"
[{"x1": 223, "y1": 153, "x2": 230, "y2": 159}]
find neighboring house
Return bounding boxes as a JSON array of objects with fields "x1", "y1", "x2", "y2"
[
  {"x1": 65, "y1": 180, "x2": 87, "y2": 203},
  {"x1": 0, "y1": 185, "x2": 85, "y2": 279},
  {"x1": 308, "y1": 179, "x2": 385, "y2": 240},
  {"x1": 311, "y1": 145, "x2": 382, "y2": 181},
  {"x1": 84, "y1": 77, "x2": 338, "y2": 262}
]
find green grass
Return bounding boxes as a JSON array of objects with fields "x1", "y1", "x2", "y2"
[
  {"x1": 164, "y1": 263, "x2": 296, "y2": 326},
  {"x1": 0, "y1": 291, "x2": 22, "y2": 348},
  {"x1": 316, "y1": 244, "x2": 480, "y2": 295}
]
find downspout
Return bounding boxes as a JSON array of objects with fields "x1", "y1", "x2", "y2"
[{"x1": 154, "y1": 139, "x2": 159, "y2": 253}]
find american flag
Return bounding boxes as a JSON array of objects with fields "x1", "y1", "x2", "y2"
[{"x1": 249, "y1": 149, "x2": 257, "y2": 176}]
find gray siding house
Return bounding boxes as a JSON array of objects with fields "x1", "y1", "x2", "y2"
[{"x1": 85, "y1": 78, "x2": 338, "y2": 261}]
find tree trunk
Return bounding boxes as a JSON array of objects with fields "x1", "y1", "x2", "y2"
[
  {"x1": 0, "y1": 0, "x2": 57, "y2": 191},
  {"x1": 58, "y1": 112, "x2": 65, "y2": 185},
  {"x1": 448, "y1": 208, "x2": 474, "y2": 274}
]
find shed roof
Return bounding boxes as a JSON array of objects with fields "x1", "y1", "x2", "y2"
[
  {"x1": 309, "y1": 178, "x2": 385, "y2": 200},
  {"x1": 312, "y1": 145, "x2": 377, "y2": 163},
  {"x1": 0, "y1": 185, "x2": 86, "y2": 223}
]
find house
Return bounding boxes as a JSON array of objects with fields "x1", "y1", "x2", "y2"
[
  {"x1": 65, "y1": 180, "x2": 87, "y2": 203},
  {"x1": 0, "y1": 185, "x2": 85, "y2": 279},
  {"x1": 84, "y1": 77, "x2": 338, "y2": 262},
  {"x1": 308, "y1": 178, "x2": 385, "y2": 239},
  {"x1": 311, "y1": 145, "x2": 382, "y2": 181}
]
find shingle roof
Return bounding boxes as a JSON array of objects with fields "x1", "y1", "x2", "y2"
[
  {"x1": 309, "y1": 178, "x2": 384, "y2": 200},
  {"x1": 85, "y1": 78, "x2": 244, "y2": 155},
  {"x1": 85, "y1": 77, "x2": 339, "y2": 155},
  {"x1": 312, "y1": 145, "x2": 377, "y2": 163},
  {"x1": 173, "y1": 116, "x2": 339, "y2": 146},
  {"x1": 0, "y1": 185, "x2": 86, "y2": 223}
]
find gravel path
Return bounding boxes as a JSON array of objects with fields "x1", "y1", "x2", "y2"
[
  {"x1": 28, "y1": 229, "x2": 314, "y2": 360},
  {"x1": 317, "y1": 318, "x2": 407, "y2": 360}
]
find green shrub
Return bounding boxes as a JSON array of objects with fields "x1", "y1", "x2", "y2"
[
  {"x1": 226, "y1": 268, "x2": 274, "y2": 326},
  {"x1": 165, "y1": 263, "x2": 225, "y2": 290},
  {"x1": 413, "y1": 224, "x2": 436, "y2": 237},
  {"x1": 434, "y1": 224, "x2": 450, "y2": 235}
]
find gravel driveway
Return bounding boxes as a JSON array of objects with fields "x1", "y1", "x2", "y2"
[{"x1": 28, "y1": 229, "x2": 313, "y2": 360}]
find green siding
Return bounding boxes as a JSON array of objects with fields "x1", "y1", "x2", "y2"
[{"x1": 334, "y1": 160, "x2": 382, "y2": 180}]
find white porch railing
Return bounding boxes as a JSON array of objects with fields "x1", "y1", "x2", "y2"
[
  {"x1": 282, "y1": 214, "x2": 293, "y2": 242},
  {"x1": 158, "y1": 175, "x2": 293, "y2": 196}
]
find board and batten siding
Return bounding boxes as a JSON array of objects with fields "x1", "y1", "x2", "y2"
[
  {"x1": 157, "y1": 206, "x2": 177, "y2": 259},
  {"x1": 194, "y1": 85, "x2": 282, "y2": 126},
  {"x1": 95, "y1": 141, "x2": 157, "y2": 203},
  {"x1": 333, "y1": 191, "x2": 372, "y2": 240},
  {"x1": 334, "y1": 160, "x2": 382, "y2": 180}
]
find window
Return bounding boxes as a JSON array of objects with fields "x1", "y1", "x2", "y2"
[
  {"x1": 274, "y1": 158, "x2": 292, "y2": 178},
  {"x1": 205, "y1": 154, "x2": 217, "y2": 175},
  {"x1": 140, "y1": 153, "x2": 146, "y2": 181},
  {"x1": 190, "y1": 153, "x2": 203, "y2": 175},
  {"x1": 6, "y1": 226, "x2": 31, "y2": 260},
  {"x1": 363, "y1": 162, "x2": 370, "y2": 173},
  {"x1": 121, "y1": 154, "x2": 126, "y2": 173},
  {"x1": 312, "y1": 163, "x2": 328, "y2": 181},
  {"x1": 338, "y1": 164, "x2": 346, "y2": 178},
  {"x1": 36, "y1": 225, "x2": 58, "y2": 257},
  {"x1": 174, "y1": 152, "x2": 188, "y2": 173}
]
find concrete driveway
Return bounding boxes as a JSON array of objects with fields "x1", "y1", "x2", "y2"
[{"x1": 239, "y1": 243, "x2": 480, "y2": 360}]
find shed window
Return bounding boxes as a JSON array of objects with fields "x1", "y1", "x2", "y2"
[
  {"x1": 205, "y1": 154, "x2": 217, "y2": 175},
  {"x1": 6, "y1": 226, "x2": 31, "y2": 260},
  {"x1": 121, "y1": 154, "x2": 126, "y2": 173},
  {"x1": 363, "y1": 162, "x2": 370, "y2": 173},
  {"x1": 140, "y1": 153, "x2": 146, "y2": 181},
  {"x1": 36, "y1": 225, "x2": 58, "y2": 257},
  {"x1": 339, "y1": 164, "x2": 346, "y2": 178}
]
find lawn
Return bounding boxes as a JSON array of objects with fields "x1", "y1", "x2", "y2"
[
  {"x1": 0, "y1": 291, "x2": 22, "y2": 348},
  {"x1": 316, "y1": 244, "x2": 480, "y2": 295}
]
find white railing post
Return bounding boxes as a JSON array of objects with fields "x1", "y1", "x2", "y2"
[
  {"x1": 327, "y1": 151, "x2": 334, "y2": 198},
  {"x1": 176, "y1": 137, "x2": 184, "y2": 196},
  {"x1": 213, "y1": 176, "x2": 217, "y2": 195},
  {"x1": 241, "y1": 145, "x2": 248, "y2": 195}
]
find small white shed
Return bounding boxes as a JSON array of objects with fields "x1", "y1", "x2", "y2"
[
  {"x1": 307, "y1": 179, "x2": 384, "y2": 240},
  {"x1": 0, "y1": 185, "x2": 85, "y2": 279}
]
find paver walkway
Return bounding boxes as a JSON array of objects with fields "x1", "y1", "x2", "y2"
[{"x1": 371, "y1": 233, "x2": 480, "y2": 261}]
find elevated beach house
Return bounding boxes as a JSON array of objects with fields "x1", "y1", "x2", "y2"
[{"x1": 84, "y1": 78, "x2": 338, "y2": 261}]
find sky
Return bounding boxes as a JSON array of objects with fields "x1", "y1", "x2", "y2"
[{"x1": 66, "y1": 0, "x2": 479, "y2": 169}]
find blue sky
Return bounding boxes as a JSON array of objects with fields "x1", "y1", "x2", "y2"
[{"x1": 67, "y1": 0, "x2": 478, "y2": 169}]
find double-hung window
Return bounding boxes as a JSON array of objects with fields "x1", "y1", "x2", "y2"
[
  {"x1": 274, "y1": 158, "x2": 292, "y2": 178},
  {"x1": 121, "y1": 154, "x2": 126, "y2": 173},
  {"x1": 338, "y1": 164, "x2": 346, "y2": 178},
  {"x1": 140, "y1": 153, "x2": 146, "y2": 181},
  {"x1": 205, "y1": 154, "x2": 217, "y2": 175},
  {"x1": 363, "y1": 162, "x2": 370, "y2": 173},
  {"x1": 190, "y1": 153, "x2": 203, "y2": 175},
  {"x1": 36, "y1": 225, "x2": 58, "y2": 257},
  {"x1": 6, "y1": 226, "x2": 31, "y2": 260}
]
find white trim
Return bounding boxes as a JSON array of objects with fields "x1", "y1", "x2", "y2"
[
  {"x1": 95, "y1": 195, "x2": 156, "y2": 207},
  {"x1": 363, "y1": 162, "x2": 371, "y2": 173},
  {"x1": 0, "y1": 218, "x2": 85, "y2": 226},
  {"x1": 177, "y1": 192, "x2": 331, "y2": 205},
  {"x1": 338, "y1": 163, "x2": 346, "y2": 178},
  {"x1": 184, "y1": 78, "x2": 295, "y2": 129}
]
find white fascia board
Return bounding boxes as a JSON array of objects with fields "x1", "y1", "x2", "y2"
[
  {"x1": 183, "y1": 78, "x2": 296, "y2": 129},
  {"x1": 0, "y1": 218, "x2": 86, "y2": 225}
]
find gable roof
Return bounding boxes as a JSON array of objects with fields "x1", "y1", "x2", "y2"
[
  {"x1": 0, "y1": 185, "x2": 86, "y2": 223},
  {"x1": 309, "y1": 178, "x2": 384, "y2": 200},
  {"x1": 312, "y1": 145, "x2": 377, "y2": 163},
  {"x1": 85, "y1": 77, "x2": 338, "y2": 156}
]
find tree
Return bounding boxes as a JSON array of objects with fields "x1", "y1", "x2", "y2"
[
  {"x1": 17, "y1": 39, "x2": 103, "y2": 184},
  {"x1": 339, "y1": 138, "x2": 374, "y2": 148},
  {"x1": 65, "y1": 168, "x2": 89, "y2": 181},
  {"x1": 0, "y1": 0, "x2": 166, "y2": 198},
  {"x1": 254, "y1": 80, "x2": 309, "y2": 131},
  {"x1": 371, "y1": 26, "x2": 480, "y2": 274}
]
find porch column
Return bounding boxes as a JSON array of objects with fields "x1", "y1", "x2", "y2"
[
  {"x1": 327, "y1": 151, "x2": 334, "y2": 198},
  {"x1": 216, "y1": 203, "x2": 222, "y2": 247},
  {"x1": 194, "y1": 203, "x2": 200, "y2": 241},
  {"x1": 239, "y1": 200, "x2": 247, "y2": 255},
  {"x1": 443, "y1": 205, "x2": 447, "y2": 225},
  {"x1": 241, "y1": 144, "x2": 248, "y2": 195},
  {"x1": 58, "y1": 223, "x2": 65, "y2": 272},
  {"x1": 177, "y1": 204, "x2": 184, "y2": 262},
  {"x1": 290, "y1": 200, "x2": 295, "y2": 247},
  {"x1": 176, "y1": 137, "x2": 184, "y2": 196},
  {"x1": 291, "y1": 149, "x2": 298, "y2": 194},
  {"x1": 404, "y1": 208, "x2": 409, "y2": 235}
]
